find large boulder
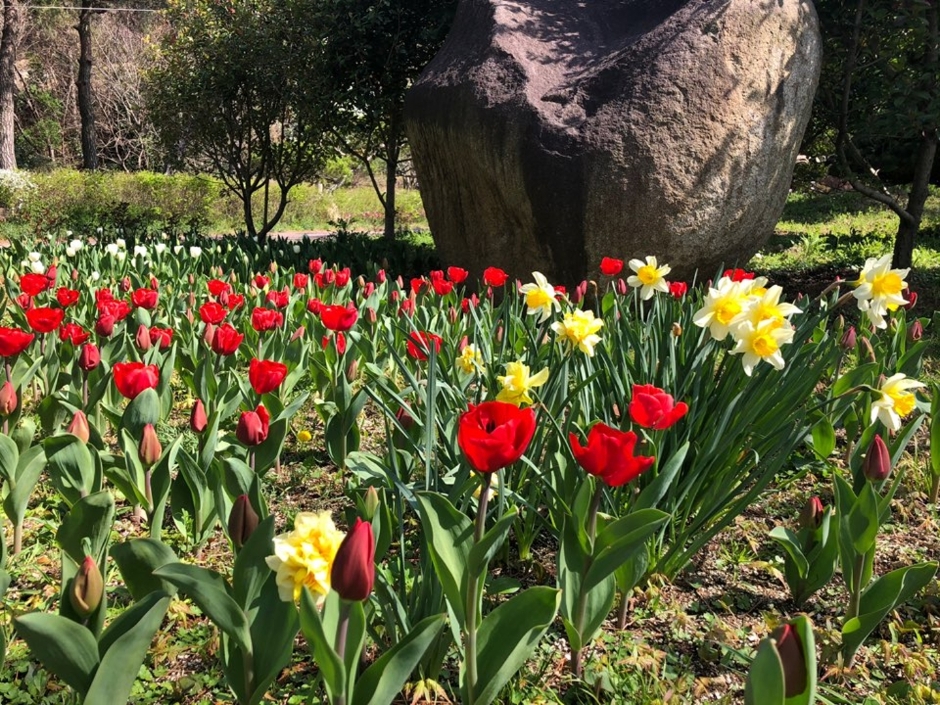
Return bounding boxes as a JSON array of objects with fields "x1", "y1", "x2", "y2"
[{"x1": 404, "y1": 0, "x2": 822, "y2": 284}]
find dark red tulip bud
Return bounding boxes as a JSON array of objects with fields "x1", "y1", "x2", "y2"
[
  {"x1": 70, "y1": 555, "x2": 104, "y2": 617},
  {"x1": 119, "y1": 277, "x2": 131, "y2": 292},
  {"x1": 395, "y1": 406, "x2": 415, "y2": 432},
  {"x1": 331, "y1": 518, "x2": 375, "y2": 601},
  {"x1": 291, "y1": 326, "x2": 306, "y2": 342},
  {"x1": 236, "y1": 405, "x2": 270, "y2": 446},
  {"x1": 190, "y1": 399, "x2": 208, "y2": 434},
  {"x1": 799, "y1": 496, "x2": 824, "y2": 530},
  {"x1": 904, "y1": 291, "x2": 917, "y2": 311},
  {"x1": 0, "y1": 381, "x2": 17, "y2": 416},
  {"x1": 135, "y1": 324, "x2": 152, "y2": 351},
  {"x1": 78, "y1": 343, "x2": 101, "y2": 372},
  {"x1": 863, "y1": 434, "x2": 892, "y2": 482},
  {"x1": 68, "y1": 410, "x2": 90, "y2": 443},
  {"x1": 908, "y1": 320, "x2": 923, "y2": 342},
  {"x1": 770, "y1": 623, "x2": 808, "y2": 698},
  {"x1": 94, "y1": 314, "x2": 115, "y2": 338},
  {"x1": 367, "y1": 307, "x2": 377, "y2": 324},
  {"x1": 228, "y1": 494, "x2": 259, "y2": 549},
  {"x1": 139, "y1": 424, "x2": 162, "y2": 467},
  {"x1": 840, "y1": 326, "x2": 857, "y2": 350}
]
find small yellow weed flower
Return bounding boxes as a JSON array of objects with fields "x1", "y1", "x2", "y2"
[
  {"x1": 551, "y1": 309, "x2": 604, "y2": 356},
  {"x1": 297, "y1": 429, "x2": 313, "y2": 443},
  {"x1": 265, "y1": 511, "x2": 345, "y2": 603},
  {"x1": 456, "y1": 344, "x2": 484, "y2": 374},
  {"x1": 496, "y1": 361, "x2": 549, "y2": 406}
]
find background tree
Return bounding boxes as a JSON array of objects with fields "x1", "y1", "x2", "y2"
[
  {"x1": 0, "y1": 0, "x2": 22, "y2": 169},
  {"x1": 296, "y1": 0, "x2": 455, "y2": 240},
  {"x1": 146, "y1": 0, "x2": 328, "y2": 243},
  {"x1": 811, "y1": 0, "x2": 939, "y2": 268},
  {"x1": 76, "y1": 0, "x2": 100, "y2": 169}
]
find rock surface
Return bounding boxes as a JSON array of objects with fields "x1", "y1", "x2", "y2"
[{"x1": 404, "y1": 0, "x2": 822, "y2": 284}]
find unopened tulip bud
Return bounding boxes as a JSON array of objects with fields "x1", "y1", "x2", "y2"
[
  {"x1": 346, "y1": 359, "x2": 359, "y2": 383},
  {"x1": 860, "y1": 337, "x2": 876, "y2": 363},
  {"x1": 188, "y1": 291, "x2": 196, "y2": 309},
  {"x1": 909, "y1": 320, "x2": 924, "y2": 342},
  {"x1": 356, "y1": 275, "x2": 366, "y2": 289},
  {"x1": 186, "y1": 308, "x2": 194, "y2": 324},
  {"x1": 71, "y1": 269, "x2": 80, "y2": 281},
  {"x1": 135, "y1": 324, "x2": 152, "y2": 351},
  {"x1": 770, "y1": 623, "x2": 808, "y2": 699},
  {"x1": 496, "y1": 325, "x2": 504, "y2": 342},
  {"x1": 79, "y1": 343, "x2": 100, "y2": 372},
  {"x1": 68, "y1": 410, "x2": 90, "y2": 443},
  {"x1": 616, "y1": 278, "x2": 627, "y2": 296},
  {"x1": 269, "y1": 261, "x2": 277, "y2": 274},
  {"x1": 291, "y1": 326, "x2": 306, "y2": 341},
  {"x1": 863, "y1": 434, "x2": 892, "y2": 482},
  {"x1": 150, "y1": 276, "x2": 159, "y2": 290},
  {"x1": 904, "y1": 291, "x2": 917, "y2": 310},
  {"x1": 672, "y1": 322, "x2": 682, "y2": 337},
  {"x1": 799, "y1": 496, "x2": 824, "y2": 530},
  {"x1": 228, "y1": 494, "x2": 259, "y2": 549},
  {"x1": 363, "y1": 486, "x2": 380, "y2": 521},
  {"x1": 188, "y1": 273, "x2": 196, "y2": 286},
  {"x1": 95, "y1": 314, "x2": 115, "y2": 338},
  {"x1": 448, "y1": 306, "x2": 458, "y2": 323},
  {"x1": 331, "y1": 517, "x2": 375, "y2": 601},
  {"x1": 395, "y1": 406, "x2": 415, "y2": 432},
  {"x1": 363, "y1": 282, "x2": 375, "y2": 298},
  {"x1": 70, "y1": 555, "x2": 104, "y2": 617},
  {"x1": 190, "y1": 399, "x2": 208, "y2": 434},
  {"x1": 840, "y1": 325, "x2": 857, "y2": 350},
  {"x1": 139, "y1": 424, "x2": 162, "y2": 467},
  {"x1": 203, "y1": 322, "x2": 217, "y2": 347},
  {"x1": 119, "y1": 277, "x2": 131, "y2": 292},
  {"x1": 0, "y1": 381, "x2": 17, "y2": 416},
  {"x1": 367, "y1": 307, "x2": 377, "y2": 324}
]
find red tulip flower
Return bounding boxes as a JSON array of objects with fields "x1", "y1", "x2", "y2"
[
  {"x1": 56, "y1": 287, "x2": 80, "y2": 307},
  {"x1": 207, "y1": 279, "x2": 231, "y2": 297},
  {"x1": 407, "y1": 331, "x2": 442, "y2": 361},
  {"x1": 628, "y1": 384, "x2": 688, "y2": 430},
  {"x1": 293, "y1": 273, "x2": 309, "y2": 290},
  {"x1": 236, "y1": 404, "x2": 270, "y2": 446},
  {"x1": 225, "y1": 293, "x2": 245, "y2": 310},
  {"x1": 0, "y1": 327, "x2": 35, "y2": 357},
  {"x1": 251, "y1": 307, "x2": 283, "y2": 332},
  {"x1": 335, "y1": 268, "x2": 351, "y2": 287},
  {"x1": 669, "y1": 281, "x2": 688, "y2": 298},
  {"x1": 249, "y1": 358, "x2": 288, "y2": 395},
  {"x1": 447, "y1": 266, "x2": 469, "y2": 284},
  {"x1": 0, "y1": 381, "x2": 17, "y2": 416},
  {"x1": 95, "y1": 313, "x2": 116, "y2": 338},
  {"x1": 457, "y1": 401, "x2": 536, "y2": 473},
  {"x1": 199, "y1": 301, "x2": 228, "y2": 325},
  {"x1": 600, "y1": 257, "x2": 624, "y2": 276},
  {"x1": 331, "y1": 517, "x2": 375, "y2": 602},
  {"x1": 211, "y1": 323, "x2": 244, "y2": 356},
  {"x1": 308, "y1": 258, "x2": 323, "y2": 274},
  {"x1": 320, "y1": 303, "x2": 358, "y2": 331},
  {"x1": 149, "y1": 327, "x2": 174, "y2": 350},
  {"x1": 78, "y1": 343, "x2": 100, "y2": 372},
  {"x1": 112, "y1": 361, "x2": 160, "y2": 399},
  {"x1": 569, "y1": 423, "x2": 655, "y2": 487},
  {"x1": 723, "y1": 268, "x2": 755, "y2": 282},
  {"x1": 95, "y1": 288, "x2": 114, "y2": 306},
  {"x1": 254, "y1": 275, "x2": 270, "y2": 289},
  {"x1": 16, "y1": 293, "x2": 32, "y2": 311},
  {"x1": 59, "y1": 322, "x2": 90, "y2": 346},
  {"x1": 26, "y1": 307, "x2": 65, "y2": 334},
  {"x1": 131, "y1": 288, "x2": 159, "y2": 310},
  {"x1": 100, "y1": 299, "x2": 132, "y2": 321},
  {"x1": 20, "y1": 273, "x2": 49, "y2": 297},
  {"x1": 432, "y1": 278, "x2": 454, "y2": 296},
  {"x1": 482, "y1": 267, "x2": 509, "y2": 287},
  {"x1": 265, "y1": 288, "x2": 290, "y2": 309}
]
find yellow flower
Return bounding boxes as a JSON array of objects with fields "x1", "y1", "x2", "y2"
[
  {"x1": 692, "y1": 278, "x2": 749, "y2": 341},
  {"x1": 730, "y1": 319, "x2": 795, "y2": 376},
  {"x1": 733, "y1": 285, "x2": 802, "y2": 329},
  {"x1": 852, "y1": 254, "x2": 909, "y2": 329},
  {"x1": 519, "y1": 272, "x2": 560, "y2": 323},
  {"x1": 551, "y1": 309, "x2": 604, "y2": 356},
  {"x1": 457, "y1": 344, "x2": 484, "y2": 374},
  {"x1": 871, "y1": 373, "x2": 924, "y2": 432},
  {"x1": 297, "y1": 429, "x2": 313, "y2": 443},
  {"x1": 265, "y1": 512, "x2": 345, "y2": 603},
  {"x1": 496, "y1": 361, "x2": 549, "y2": 406},
  {"x1": 626, "y1": 256, "x2": 671, "y2": 300}
]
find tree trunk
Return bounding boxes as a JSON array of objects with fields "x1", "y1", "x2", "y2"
[
  {"x1": 892, "y1": 129, "x2": 937, "y2": 269},
  {"x1": 0, "y1": 0, "x2": 20, "y2": 169},
  {"x1": 383, "y1": 123, "x2": 400, "y2": 241},
  {"x1": 76, "y1": 3, "x2": 98, "y2": 170}
]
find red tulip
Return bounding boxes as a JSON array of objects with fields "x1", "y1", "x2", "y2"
[
  {"x1": 211, "y1": 323, "x2": 244, "y2": 356},
  {"x1": 190, "y1": 399, "x2": 208, "y2": 434},
  {"x1": 207, "y1": 279, "x2": 231, "y2": 297},
  {"x1": 78, "y1": 343, "x2": 100, "y2": 372},
  {"x1": 100, "y1": 299, "x2": 132, "y2": 321},
  {"x1": 59, "y1": 322, "x2": 90, "y2": 346},
  {"x1": 131, "y1": 288, "x2": 159, "y2": 310},
  {"x1": 135, "y1": 324, "x2": 152, "y2": 351},
  {"x1": 569, "y1": 423, "x2": 655, "y2": 487},
  {"x1": 320, "y1": 303, "x2": 358, "y2": 331},
  {"x1": 669, "y1": 281, "x2": 688, "y2": 298},
  {"x1": 149, "y1": 327, "x2": 174, "y2": 350},
  {"x1": 139, "y1": 423, "x2": 162, "y2": 466},
  {"x1": 335, "y1": 268, "x2": 351, "y2": 287},
  {"x1": 254, "y1": 274, "x2": 270, "y2": 289},
  {"x1": 67, "y1": 410, "x2": 91, "y2": 443},
  {"x1": 904, "y1": 291, "x2": 918, "y2": 311},
  {"x1": 0, "y1": 381, "x2": 17, "y2": 416},
  {"x1": 20, "y1": 273, "x2": 49, "y2": 297},
  {"x1": 95, "y1": 288, "x2": 114, "y2": 306},
  {"x1": 265, "y1": 288, "x2": 290, "y2": 309},
  {"x1": 447, "y1": 266, "x2": 469, "y2": 284},
  {"x1": 16, "y1": 293, "x2": 32, "y2": 311},
  {"x1": 331, "y1": 517, "x2": 375, "y2": 601},
  {"x1": 236, "y1": 404, "x2": 270, "y2": 446},
  {"x1": 56, "y1": 287, "x2": 80, "y2": 307},
  {"x1": 723, "y1": 268, "x2": 755, "y2": 282},
  {"x1": 228, "y1": 494, "x2": 259, "y2": 549},
  {"x1": 407, "y1": 331, "x2": 442, "y2": 361},
  {"x1": 249, "y1": 358, "x2": 288, "y2": 395},
  {"x1": 770, "y1": 623, "x2": 808, "y2": 698},
  {"x1": 600, "y1": 257, "x2": 624, "y2": 276},
  {"x1": 251, "y1": 307, "x2": 283, "y2": 332},
  {"x1": 293, "y1": 273, "x2": 309, "y2": 290},
  {"x1": 226, "y1": 293, "x2": 245, "y2": 310},
  {"x1": 799, "y1": 496, "x2": 824, "y2": 531},
  {"x1": 45, "y1": 265, "x2": 58, "y2": 287},
  {"x1": 70, "y1": 555, "x2": 103, "y2": 618},
  {"x1": 308, "y1": 258, "x2": 323, "y2": 274},
  {"x1": 863, "y1": 434, "x2": 892, "y2": 482},
  {"x1": 95, "y1": 314, "x2": 115, "y2": 338},
  {"x1": 482, "y1": 267, "x2": 509, "y2": 287},
  {"x1": 199, "y1": 301, "x2": 227, "y2": 325},
  {"x1": 26, "y1": 307, "x2": 65, "y2": 334},
  {"x1": 432, "y1": 278, "x2": 454, "y2": 296},
  {"x1": 457, "y1": 401, "x2": 536, "y2": 473},
  {"x1": 119, "y1": 277, "x2": 131, "y2": 293},
  {"x1": 628, "y1": 384, "x2": 688, "y2": 430},
  {"x1": 112, "y1": 361, "x2": 160, "y2": 399}
]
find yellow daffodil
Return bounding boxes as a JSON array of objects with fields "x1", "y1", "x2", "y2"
[
  {"x1": 457, "y1": 344, "x2": 485, "y2": 374},
  {"x1": 733, "y1": 284, "x2": 802, "y2": 329},
  {"x1": 871, "y1": 373, "x2": 924, "y2": 432},
  {"x1": 626, "y1": 256, "x2": 671, "y2": 300},
  {"x1": 265, "y1": 511, "x2": 345, "y2": 603},
  {"x1": 852, "y1": 254, "x2": 909, "y2": 329},
  {"x1": 730, "y1": 319, "x2": 795, "y2": 375},
  {"x1": 496, "y1": 361, "x2": 549, "y2": 406},
  {"x1": 551, "y1": 309, "x2": 604, "y2": 356},
  {"x1": 519, "y1": 272, "x2": 560, "y2": 323},
  {"x1": 692, "y1": 279, "x2": 749, "y2": 341}
]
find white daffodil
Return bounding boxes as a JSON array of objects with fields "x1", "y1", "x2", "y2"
[
  {"x1": 871, "y1": 373, "x2": 924, "y2": 432},
  {"x1": 730, "y1": 319, "x2": 795, "y2": 376},
  {"x1": 693, "y1": 278, "x2": 749, "y2": 341},
  {"x1": 626, "y1": 256, "x2": 671, "y2": 300},
  {"x1": 732, "y1": 285, "x2": 802, "y2": 329},
  {"x1": 519, "y1": 272, "x2": 560, "y2": 323},
  {"x1": 852, "y1": 254, "x2": 909, "y2": 329}
]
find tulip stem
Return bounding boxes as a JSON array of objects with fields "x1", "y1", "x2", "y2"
[
  {"x1": 616, "y1": 591, "x2": 630, "y2": 630},
  {"x1": 464, "y1": 473, "x2": 492, "y2": 705},
  {"x1": 571, "y1": 483, "x2": 605, "y2": 678},
  {"x1": 335, "y1": 600, "x2": 351, "y2": 705},
  {"x1": 930, "y1": 473, "x2": 940, "y2": 505},
  {"x1": 13, "y1": 520, "x2": 22, "y2": 555},
  {"x1": 847, "y1": 554, "x2": 865, "y2": 621}
]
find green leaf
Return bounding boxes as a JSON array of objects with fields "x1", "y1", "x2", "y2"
[
  {"x1": 468, "y1": 509, "x2": 517, "y2": 576},
  {"x1": 233, "y1": 516, "x2": 275, "y2": 612},
  {"x1": 471, "y1": 586, "x2": 560, "y2": 705},
  {"x1": 110, "y1": 539, "x2": 179, "y2": 601},
  {"x1": 744, "y1": 637, "x2": 785, "y2": 705},
  {"x1": 930, "y1": 384, "x2": 940, "y2": 477},
  {"x1": 847, "y1": 483, "x2": 880, "y2": 556},
  {"x1": 634, "y1": 442, "x2": 689, "y2": 510},
  {"x1": 56, "y1": 491, "x2": 115, "y2": 568},
  {"x1": 122, "y1": 388, "x2": 161, "y2": 436},
  {"x1": 14, "y1": 613, "x2": 100, "y2": 696},
  {"x1": 0, "y1": 433, "x2": 18, "y2": 484},
  {"x1": 44, "y1": 434, "x2": 96, "y2": 506},
  {"x1": 414, "y1": 492, "x2": 473, "y2": 625},
  {"x1": 247, "y1": 576, "x2": 299, "y2": 705},
  {"x1": 768, "y1": 527, "x2": 810, "y2": 578},
  {"x1": 154, "y1": 563, "x2": 253, "y2": 657},
  {"x1": 583, "y1": 509, "x2": 669, "y2": 593},
  {"x1": 352, "y1": 613, "x2": 446, "y2": 705},
  {"x1": 810, "y1": 415, "x2": 836, "y2": 459},
  {"x1": 299, "y1": 587, "x2": 346, "y2": 703},
  {"x1": 788, "y1": 614, "x2": 817, "y2": 705}
]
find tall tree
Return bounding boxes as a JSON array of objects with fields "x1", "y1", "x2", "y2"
[
  {"x1": 0, "y1": 0, "x2": 21, "y2": 169},
  {"x1": 76, "y1": 0, "x2": 99, "y2": 169}
]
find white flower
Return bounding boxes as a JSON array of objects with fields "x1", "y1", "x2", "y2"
[
  {"x1": 519, "y1": 271, "x2": 560, "y2": 323},
  {"x1": 692, "y1": 278, "x2": 750, "y2": 341},
  {"x1": 65, "y1": 230, "x2": 73, "y2": 237},
  {"x1": 189, "y1": 246, "x2": 202, "y2": 258},
  {"x1": 730, "y1": 319, "x2": 795, "y2": 376},
  {"x1": 65, "y1": 247, "x2": 76, "y2": 258},
  {"x1": 28, "y1": 251, "x2": 41, "y2": 262},
  {"x1": 173, "y1": 245, "x2": 183, "y2": 255},
  {"x1": 116, "y1": 238, "x2": 126, "y2": 249},
  {"x1": 852, "y1": 254, "x2": 909, "y2": 330},
  {"x1": 116, "y1": 251, "x2": 126, "y2": 263},
  {"x1": 69, "y1": 239, "x2": 83, "y2": 252},
  {"x1": 30, "y1": 260, "x2": 45, "y2": 274},
  {"x1": 292, "y1": 244, "x2": 301, "y2": 254},
  {"x1": 626, "y1": 256, "x2": 671, "y2": 300},
  {"x1": 91, "y1": 271, "x2": 100, "y2": 281},
  {"x1": 871, "y1": 373, "x2": 924, "y2": 432},
  {"x1": 96, "y1": 227, "x2": 103, "y2": 234},
  {"x1": 134, "y1": 245, "x2": 147, "y2": 257},
  {"x1": 106, "y1": 243, "x2": 120, "y2": 256},
  {"x1": 154, "y1": 243, "x2": 166, "y2": 255}
]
